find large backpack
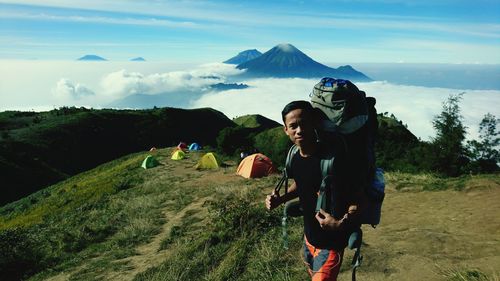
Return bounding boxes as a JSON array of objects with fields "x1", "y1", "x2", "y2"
[{"x1": 309, "y1": 77, "x2": 384, "y2": 226}]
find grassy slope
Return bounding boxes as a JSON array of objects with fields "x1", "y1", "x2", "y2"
[
  {"x1": 1, "y1": 148, "x2": 499, "y2": 281},
  {"x1": 0, "y1": 107, "x2": 235, "y2": 206}
]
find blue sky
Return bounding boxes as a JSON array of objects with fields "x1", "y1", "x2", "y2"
[{"x1": 0, "y1": 0, "x2": 499, "y2": 63}]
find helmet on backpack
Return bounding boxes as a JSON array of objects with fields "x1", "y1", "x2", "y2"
[{"x1": 310, "y1": 77, "x2": 368, "y2": 134}]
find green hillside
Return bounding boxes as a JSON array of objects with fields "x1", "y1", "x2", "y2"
[
  {"x1": 0, "y1": 107, "x2": 235, "y2": 206},
  {"x1": 233, "y1": 114, "x2": 281, "y2": 130},
  {"x1": 1, "y1": 147, "x2": 499, "y2": 281}
]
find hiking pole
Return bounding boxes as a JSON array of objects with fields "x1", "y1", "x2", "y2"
[
  {"x1": 348, "y1": 229, "x2": 363, "y2": 281},
  {"x1": 351, "y1": 247, "x2": 362, "y2": 281},
  {"x1": 282, "y1": 206, "x2": 289, "y2": 250}
]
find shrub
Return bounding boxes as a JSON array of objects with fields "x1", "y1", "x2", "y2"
[
  {"x1": 254, "y1": 127, "x2": 290, "y2": 168},
  {"x1": 0, "y1": 227, "x2": 53, "y2": 280},
  {"x1": 216, "y1": 126, "x2": 254, "y2": 155}
]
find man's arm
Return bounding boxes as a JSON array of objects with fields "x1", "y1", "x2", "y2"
[{"x1": 265, "y1": 181, "x2": 299, "y2": 211}]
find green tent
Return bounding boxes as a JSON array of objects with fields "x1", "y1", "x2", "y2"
[{"x1": 141, "y1": 155, "x2": 159, "y2": 169}]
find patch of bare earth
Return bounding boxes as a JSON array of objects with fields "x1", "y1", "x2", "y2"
[{"x1": 340, "y1": 177, "x2": 500, "y2": 281}]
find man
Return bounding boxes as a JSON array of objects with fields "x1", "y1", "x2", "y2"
[{"x1": 266, "y1": 100, "x2": 362, "y2": 281}]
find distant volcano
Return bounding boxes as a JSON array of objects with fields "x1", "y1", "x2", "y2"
[
  {"x1": 77, "y1": 55, "x2": 107, "y2": 61},
  {"x1": 236, "y1": 43, "x2": 371, "y2": 81},
  {"x1": 224, "y1": 49, "x2": 262, "y2": 64}
]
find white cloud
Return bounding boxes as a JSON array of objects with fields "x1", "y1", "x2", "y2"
[
  {"x1": 0, "y1": 10, "x2": 205, "y2": 29},
  {"x1": 99, "y1": 63, "x2": 243, "y2": 99},
  {"x1": 191, "y1": 79, "x2": 500, "y2": 141},
  {"x1": 53, "y1": 78, "x2": 95, "y2": 100},
  {"x1": 190, "y1": 77, "x2": 314, "y2": 122}
]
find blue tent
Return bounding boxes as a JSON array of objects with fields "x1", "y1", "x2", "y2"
[{"x1": 189, "y1": 143, "x2": 201, "y2": 151}]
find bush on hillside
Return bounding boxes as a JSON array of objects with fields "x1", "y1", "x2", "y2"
[
  {"x1": 216, "y1": 126, "x2": 254, "y2": 155},
  {"x1": 254, "y1": 127, "x2": 291, "y2": 168},
  {"x1": 207, "y1": 195, "x2": 281, "y2": 241},
  {"x1": 0, "y1": 227, "x2": 46, "y2": 280}
]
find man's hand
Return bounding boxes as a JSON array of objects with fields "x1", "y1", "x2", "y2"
[
  {"x1": 315, "y1": 209, "x2": 344, "y2": 231},
  {"x1": 265, "y1": 192, "x2": 282, "y2": 211}
]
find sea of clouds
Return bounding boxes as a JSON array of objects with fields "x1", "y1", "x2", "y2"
[{"x1": 1, "y1": 60, "x2": 499, "y2": 141}]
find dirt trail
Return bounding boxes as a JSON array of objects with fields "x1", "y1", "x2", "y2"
[
  {"x1": 101, "y1": 152, "x2": 234, "y2": 281},
  {"x1": 103, "y1": 198, "x2": 209, "y2": 281},
  {"x1": 44, "y1": 197, "x2": 210, "y2": 281},
  {"x1": 43, "y1": 150, "x2": 232, "y2": 281}
]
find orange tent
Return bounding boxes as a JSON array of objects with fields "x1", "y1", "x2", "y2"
[{"x1": 236, "y1": 153, "x2": 277, "y2": 178}]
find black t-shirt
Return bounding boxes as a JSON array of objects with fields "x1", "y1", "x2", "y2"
[{"x1": 290, "y1": 144, "x2": 351, "y2": 250}]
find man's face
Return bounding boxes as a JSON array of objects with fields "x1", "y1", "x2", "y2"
[{"x1": 283, "y1": 108, "x2": 315, "y2": 147}]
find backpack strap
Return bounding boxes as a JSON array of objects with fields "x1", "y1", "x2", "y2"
[
  {"x1": 284, "y1": 144, "x2": 299, "y2": 180},
  {"x1": 315, "y1": 157, "x2": 334, "y2": 213},
  {"x1": 275, "y1": 144, "x2": 299, "y2": 196}
]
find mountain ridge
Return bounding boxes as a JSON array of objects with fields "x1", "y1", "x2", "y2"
[
  {"x1": 236, "y1": 43, "x2": 371, "y2": 81},
  {"x1": 224, "y1": 49, "x2": 262, "y2": 64}
]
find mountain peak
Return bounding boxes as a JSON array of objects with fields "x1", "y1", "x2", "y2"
[
  {"x1": 77, "y1": 54, "x2": 107, "y2": 61},
  {"x1": 276, "y1": 43, "x2": 298, "y2": 53}
]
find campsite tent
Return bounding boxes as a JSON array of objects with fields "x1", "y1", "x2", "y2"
[
  {"x1": 171, "y1": 149, "x2": 186, "y2": 160},
  {"x1": 236, "y1": 153, "x2": 276, "y2": 178},
  {"x1": 177, "y1": 142, "x2": 188, "y2": 151},
  {"x1": 195, "y1": 152, "x2": 219, "y2": 169},
  {"x1": 189, "y1": 143, "x2": 201, "y2": 151},
  {"x1": 141, "y1": 155, "x2": 159, "y2": 169}
]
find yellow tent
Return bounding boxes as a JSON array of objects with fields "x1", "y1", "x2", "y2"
[
  {"x1": 171, "y1": 149, "x2": 186, "y2": 160},
  {"x1": 195, "y1": 152, "x2": 219, "y2": 169}
]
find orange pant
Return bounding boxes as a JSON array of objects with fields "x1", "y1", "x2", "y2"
[{"x1": 303, "y1": 236, "x2": 344, "y2": 281}]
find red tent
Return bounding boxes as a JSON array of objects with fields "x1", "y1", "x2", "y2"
[{"x1": 177, "y1": 142, "x2": 188, "y2": 151}]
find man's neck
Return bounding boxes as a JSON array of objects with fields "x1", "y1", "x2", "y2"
[{"x1": 298, "y1": 141, "x2": 317, "y2": 157}]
